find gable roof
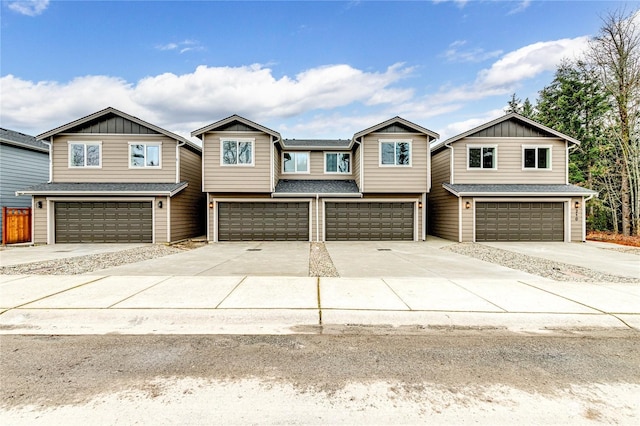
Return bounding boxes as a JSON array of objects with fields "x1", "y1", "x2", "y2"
[
  {"x1": 191, "y1": 114, "x2": 281, "y2": 140},
  {"x1": 353, "y1": 116, "x2": 439, "y2": 141},
  {"x1": 36, "y1": 107, "x2": 200, "y2": 152},
  {"x1": 281, "y1": 139, "x2": 352, "y2": 150},
  {"x1": 0, "y1": 128, "x2": 49, "y2": 153},
  {"x1": 432, "y1": 113, "x2": 581, "y2": 153}
]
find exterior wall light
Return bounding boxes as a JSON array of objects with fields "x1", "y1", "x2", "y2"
[
  {"x1": 209, "y1": 201, "x2": 214, "y2": 209},
  {"x1": 418, "y1": 201, "x2": 423, "y2": 209},
  {"x1": 37, "y1": 201, "x2": 43, "y2": 209},
  {"x1": 465, "y1": 201, "x2": 471, "y2": 209},
  {"x1": 574, "y1": 201, "x2": 580, "y2": 209},
  {"x1": 157, "y1": 200, "x2": 163, "y2": 208}
]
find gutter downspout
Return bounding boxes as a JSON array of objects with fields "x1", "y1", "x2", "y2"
[
  {"x1": 46, "y1": 137, "x2": 53, "y2": 182},
  {"x1": 445, "y1": 142, "x2": 454, "y2": 184},
  {"x1": 316, "y1": 193, "x2": 319, "y2": 242},
  {"x1": 176, "y1": 140, "x2": 185, "y2": 184},
  {"x1": 271, "y1": 135, "x2": 280, "y2": 193}
]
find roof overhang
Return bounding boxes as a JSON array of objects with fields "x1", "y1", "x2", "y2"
[
  {"x1": 17, "y1": 182, "x2": 188, "y2": 197},
  {"x1": 191, "y1": 114, "x2": 281, "y2": 141},
  {"x1": 353, "y1": 116, "x2": 439, "y2": 142},
  {"x1": 272, "y1": 192, "x2": 363, "y2": 198},
  {"x1": 443, "y1": 183, "x2": 598, "y2": 198}
]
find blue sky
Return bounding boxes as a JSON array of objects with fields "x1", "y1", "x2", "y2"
[{"x1": 0, "y1": 0, "x2": 634, "y2": 142}]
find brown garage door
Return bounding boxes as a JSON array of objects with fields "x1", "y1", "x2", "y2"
[
  {"x1": 218, "y1": 202, "x2": 309, "y2": 241},
  {"x1": 475, "y1": 202, "x2": 564, "y2": 242},
  {"x1": 325, "y1": 202, "x2": 414, "y2": 241},
  {"x1": 55, "y1": 201, "x2": 153, "y2": 243}
]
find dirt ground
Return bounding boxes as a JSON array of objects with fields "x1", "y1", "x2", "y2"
[{"x1": 1, "y1": 330, "x2": 639, "y2": 424}]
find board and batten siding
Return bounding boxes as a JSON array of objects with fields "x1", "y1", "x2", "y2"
[
  {"x1": 170, "y1": 146, "x2": 204, "y2": 241},
  {"x1": 203, "y1": 132, "x2": 271, "y2": 193},
  {"x1": 51, "y1": 135, "x2": 177, "y2": 183},
  {"x1": 0, "y1": 143, "x2": 49, "y2": 241},
  {"x1": 279, "y1": 151, "x2": 354, "y2": 180},
  {"x1": 452, "y1": 137, "x2": 567, "y2": 184},
  {"x1": 361, "y1": 133, "x2": 429, "y2": 193},
  {"x1": 429, "y1": 149, "x2": 459, "y2": 241}
]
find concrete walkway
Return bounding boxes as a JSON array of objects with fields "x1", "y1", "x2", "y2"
[{"x1": 1, "y1": 274, "x2": 638, "y2": 335}]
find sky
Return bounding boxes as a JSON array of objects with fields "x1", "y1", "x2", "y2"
[{"x1": 0, "y1": 0, "x2": 635, "y2": 143}]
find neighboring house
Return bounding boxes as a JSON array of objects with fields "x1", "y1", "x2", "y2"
[
  {"x1": 192, "y1": 115, "x2": 439, "y2": 242},
  {"x1": 17, "y1": 107, "x2": 204, "y2": 244},
  {"x1": 429, "y1": 113, "x2": 597, "y2": 243},
  {"x1": 0, "y1": 128, "x2": 50, "y2": 242}
]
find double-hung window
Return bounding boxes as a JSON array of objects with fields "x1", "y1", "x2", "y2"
[
  {"x1": 69, "y1": 142, "x2": 101, "y2": 168},
  {"x1": 523, "y1": 146, "x2": 551, "y2": 170},
  {"x1": 283, "y1": 152, "x2": 309, "y2": 173},
  {"x1": 380, "y1": 140, "x2": 411, "y2": 166},
  {"x1": 129, "y1": 143, "x2": 161, "y2": 168},
  {"x1": 325, "y1": 152, "x2": 351, "y2": 174},
  {"x1": 468, "y1": 145, "x2": 497, "y2": 170},
  {"x1": 221, "y1": 139, "x2": 254, "y2": 166}
]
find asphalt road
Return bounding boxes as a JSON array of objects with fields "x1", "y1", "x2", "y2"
[{"x1": 1, "y1": 329, "x2": 639, "y2": 425}]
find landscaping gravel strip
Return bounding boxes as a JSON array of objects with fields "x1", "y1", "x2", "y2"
[
  {"x1": 309, "y1": 242, "x2": 339, "y2": 277},
  {"x1": 443, "y1": 243, "x2": 640, "y2": 283},
  {"x1": 0, "y1": 243, "x2": 204, "y2": 275}
]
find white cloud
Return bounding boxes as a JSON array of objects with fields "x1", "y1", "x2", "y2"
[
  {"x1": 7, "y1": 0, "x2": 49, "y2": 16},
  {"x1": 0, "y1": 63, "x2": 415, "y2": 139},
  {"x1": 508, "y1": 0, "x2": 532, "y2": 16},
  {"x1": 436, "y1": 108, "x2": 504, "y2": 141},
  {"x1": 155, "y1": 40, "x2": 203, "y2": 54},
  {"x1": 443, "y1": 40, "x2": 503, "y2": 63}
]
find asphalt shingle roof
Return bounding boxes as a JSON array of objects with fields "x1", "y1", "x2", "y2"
[
  {"x1": 281, "y1": 139, "x2": 352, "y2": 149},
  {"x1": 17, "y1": 182, "x2": 188, "y2": 196},
  {"x1": 0, "y1": 128, "x2": 49, "y2": 153},
  {"x1": 443, "y1": 183, "x2": 598, "y2": 196},
  {"x1": 274, "y1": 179, "x2": 360, "y2": 194}
]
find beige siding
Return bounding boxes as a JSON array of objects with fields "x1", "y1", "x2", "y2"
[
  {"x1": 33, "y1": 196, "x2": 47, "y2": 243},
  {"x1": 170, "y1": 147, "x2": 204, "y2": 242},
  {"x1": 154, "y1": 197, "x2": 168, "y2": 243},
  {"x1": 429, "y1": 149, "x2": 459, "y2": 241},
  {"x1": 461, "y1": 197, "x2": 474, "y2": 242},
  {"x1": 279, "y1": 151, "x2": 354, "y2": 180},
  {"x1": 452, "y1": 137, "x2": 567, "y2": 184},
  {"x1": 203, "y1": 132, "x2": 271, "y2": 192},
  {"x1": 51, "y1": 134, "x2": 177, "y2": 183},
  {"x1": 273, "y1": 145, "x2": 281, "y2": 188},
  {"x1": 571, "y1": 197, "x2": 584, "y2": 242},
  {"x1": 361, "y1": 133, "x2": 429, "y2": 193},
  {"x1": 352, "y1": 145, "x2": 361, "y2": 190}
]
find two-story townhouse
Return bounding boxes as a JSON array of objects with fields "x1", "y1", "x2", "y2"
[
  {"x1": 192, "y1": 115, "x2": 438, "y2": 242},
  {"x1": 18, "y1": 107, "x2": 204, "y2": 244},
  {"x1": 430, "y1": 113, "x2": 597, "y2": 243}
]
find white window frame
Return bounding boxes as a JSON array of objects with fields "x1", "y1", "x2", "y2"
[
  {"x1": 220, "y1": 138, "x2": 255, "y2": 166},
  {"x1": 282, "y1": 151, "x2": 310, "y2": 174},
  {"x1": 522, "y1": 145, "x2": 552, "y2": 171},
  {"x1": 467, "y1": 144, "x2": 497, "y2": 170},
  {"x1": 68, "y1": 141, "x2": 102, "y2": 168},
  {"x1": 324, "y1": 152, "x2": 351, "y2": 174},
  {"x1": 128, "y1": 142, "x2": 162, "y2": 169},
  {"x1": 379, "y1": 139, "x2": 412, "y2": 167}
]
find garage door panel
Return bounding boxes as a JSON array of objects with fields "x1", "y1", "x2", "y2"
[
  {"x1": 218, "y1": 202, "x2": 309, "y2": 241},
  {"x1": 55, "y1": 201, "x2": 153, "y2": 243},
  {"x1": 476, "y1": 202, "x2": 564, "y2": 242},
  {"x1": 325, "y1": 202, "x2": 414, "y2": 241}
]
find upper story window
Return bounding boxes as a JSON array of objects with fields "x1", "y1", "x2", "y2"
[
  {"x1": 129, "y1": 143, "x2": 161, "y2": 168},
  {"x1": 325, "y1": 152, "x2": 351, "y2": 174},
  {"x1": 468, "y1": 145, "x2": 497, "y2": 170},
  {"x1": 69, "y1": 142, "x2": 101, "y2": 168},
  {"x1": 283, "y1": 152, "x2": 309, "y2": 173},
  {"x1": 221, "y1": 138, "x2": 254, "y2": 166},
  {"x1": 380, "y1": 140, "x2": 411, "y2": 166},
  {"x1": 523, "y1": 146, "x2": 552, "y2": 170}
]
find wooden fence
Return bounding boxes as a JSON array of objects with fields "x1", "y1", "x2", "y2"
[{"x1": 2, "y1": 207, "x2": 32, "y2": 245}]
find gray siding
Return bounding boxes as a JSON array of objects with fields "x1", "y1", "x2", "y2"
[
  {"x1": 452, "y1": 137, "x2": 567, "y2": 184},
  {"x1": 71, "y1": 114, "x2": 160, "y2": 135},
  {"x1": 203, "y1": 132, "x2": 271, "y2": 193},
  {"x1": 170, "y1": 146, "x2": 205, "y2": 241},
  {"x1": 429, "y1": 149, "x2": 459, "y2": 241},
  {"x1": 51, "y1": 134, "x2": 177, "y2": 183},
  {"x1": 361, "y1": 132, "x2": 429, "y2": 193},
  {"x1": 0, "y1": 143, "x2": 49, "y2": 241},
  {"x1": 469, "y1": 120, "x2": 550, "y2": 138}
]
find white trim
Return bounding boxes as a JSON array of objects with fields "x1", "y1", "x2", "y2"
[
  {"x1": 46, "y1": 197, "x2": 156, "y2": 244},
  {"x1": 521, "y1": 144, "x2": 552, "y2": 171},
  {"x1": 165, "y1": 196, "x2": 171, "y2": 243},
  {"x1": 281, "y1": 151, "x2": 311, "y2": 174},
  {"x1": 67, "y1": 141, "x2": 102, "y2": 168},
  {"x1": 458, "y1": 197, "x2": 463, "y2": 242},
  {"x1": 202, "y1": 134, "x2": 206, "y2": 191},
  {"x1": 324, "y1": 152, "x2": 352, "y2": 174},
  {"x1": 175, "y1": 140, "x2": 183, "y2": 184},
  {"x1": 220, "y1": 138, "x2": 255, "y2": 166},
  {"x1": 414, "y1": 201, "x2": 419, "y2": 241},
  {"x1": 270, "y1": 142, "x2": 274, "y2": 192},
  {"x1": 308, "y1": 200, "x2": 313, "y2": 242},
  {"x1": 128, "y1": 142, "x2": 162, "y2": 169},
  {"x1": 360, "y1": 142, "x2": 364, "y2": 192},
  {"x1": 446, "y1": 143, "x2": 455, "y2": 184},
  {"x1": 315, "y1": 195, "x2": 319, "y2": 242},
  {"x1": 472, "y1": 198, "x2": 476, "y2": 243},
  {"x1": 421, "y1": 192, "x2": 427, "y2": 241},
  {"x1": 379, "y1": 139, "x2": 413, "y2": 167},
  {"x1": 427, "y1": 142, "x2": 431, "y2": 191},
  {"x1": 466, "y1": 144, "x2": 497, "y2": 170},
  {"x1": 18, "y1": 184, "x2": 188, "y2": 197}
]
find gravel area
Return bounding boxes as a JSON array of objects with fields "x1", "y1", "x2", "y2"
[
  {"x1": 443, "y1": 243, "x2": 640, "y2": 283},
  {"x1": 0, "y1": 242, "x2": 205, "y2": 275},
  {"x1": 309, "y1": 242, "x2": 339, "y2": 277}
]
